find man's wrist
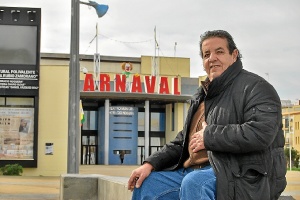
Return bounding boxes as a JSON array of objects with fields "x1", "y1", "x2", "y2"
[{"x1": 143, "y1": 162, "x2": 154, "y2": 171}]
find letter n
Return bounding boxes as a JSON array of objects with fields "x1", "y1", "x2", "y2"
[{"x1": 115, "y1": 74, "x2": 126, "y2": 92}]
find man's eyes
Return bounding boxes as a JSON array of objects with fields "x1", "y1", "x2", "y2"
[
  {"x1": 203, "y1": 53, "x2": 210, "y2": 58},
  {"x1": 203, "y1": 51, "x2": 224, "y2": 58}
]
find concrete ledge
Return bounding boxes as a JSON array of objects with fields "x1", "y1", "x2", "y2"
[
  {"x1": 60, "y1": 174, "x2": 293, "y2": 200},
  {"x1": 99, "y1": 176, "x2": 132, "y2": 200},
  {"x1": 60, "y1": 174, "x2": 132, "y2": 200}
]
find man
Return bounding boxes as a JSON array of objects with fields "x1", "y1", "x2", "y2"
[
  {"x1": 128, "y1": 30, "x2": 287, "y2": 199},
  {"x1": 120, "y1": 150, "x2": 125, "y2": 164},
  {"x1": 19, "y1": 119, "x2": 28, "y2": 133}
]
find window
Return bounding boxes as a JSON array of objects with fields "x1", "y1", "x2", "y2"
[
  {"x1": 6, "y1": 97, "x2": 34, "y2": 106},
  {"x1": 150, "y1": 112, "x2": 165, "y2": 131},
  {"x1": 0, "y1": 97, "x2": 4, "y2": 105},
  {"x1": 82, "y1": 111, "x2": 98, "y2": 130},
  {"x1": 138, "y1": 112, "x2": 144, "y2": 131},
  {"x1": 0, "y1": 25, "x2": 37, "y2": 65},
  {"x1": 138, "y1": 111, "x2": 165, "y2": 132},
  {"x1": 296, "y1": 122, "x2": 299, "y2": 130}
]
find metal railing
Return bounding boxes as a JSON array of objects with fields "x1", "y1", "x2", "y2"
[{"x1": 138, "y1": 145, "x2": 162, "y2": 165}]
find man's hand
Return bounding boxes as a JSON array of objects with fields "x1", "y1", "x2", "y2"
[
  {"x1": 190, "y1": 122, "x2": 207, "y2": 152},
  {"x1": 127, "y1": 162, "x2": 153, "y2": 191}
]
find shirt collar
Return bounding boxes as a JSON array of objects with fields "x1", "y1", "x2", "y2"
[{"x1": 201, "y1": 79, "x2": 210, "y2": 95}]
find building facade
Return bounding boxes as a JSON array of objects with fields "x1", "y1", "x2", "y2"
[
  {"x1": 282, "y1": 102, "x2": 300, "y2": 156},
  {"x1": 1, "y1": 52, "x2": 204, "y2": 176},
  {"x1": 2, "y1": 52, "x2": 297, "y2": 176}
]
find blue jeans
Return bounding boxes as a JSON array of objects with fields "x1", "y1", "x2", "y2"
[{"x1": 132, "y1": 166, "x2": 216, "y2": 200}]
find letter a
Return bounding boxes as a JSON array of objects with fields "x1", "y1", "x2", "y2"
[
  {"x1": 144, "y1": 76, "x2": 156, "y2": 93},
  {"x1": 83, "y1": 73, "x2": 95, "y2": 91},
  {"x1": 159, "y1": 77, "x2": 170, "y2": 94},
  {"x1": 131, "y1": 75, "x2": 142, "y2": 93}
]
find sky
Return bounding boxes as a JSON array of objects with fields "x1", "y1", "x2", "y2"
[{"x1": 1, "y1": 0, "x2": 300, "y2": 102}]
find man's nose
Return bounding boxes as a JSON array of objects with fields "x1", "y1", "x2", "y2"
[{"x1": 208, "y1": 53, "x2": 217, "y2": 62}]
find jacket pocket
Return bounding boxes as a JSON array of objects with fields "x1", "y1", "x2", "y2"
[
  {"x1": 256, "y1": 104, "x2": 277, "y2": 113},
  {"x1": 234, "y1": 169, "x2": 270, "y2": 200}
]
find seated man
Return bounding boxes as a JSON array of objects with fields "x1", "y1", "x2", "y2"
[{"x1": 128, "y1": 30, "x2": 287, "y2": 200}]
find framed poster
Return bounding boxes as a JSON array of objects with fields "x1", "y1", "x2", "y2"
[{"x1": 0, "y1": 107, "x2": 34, "y2": 160}]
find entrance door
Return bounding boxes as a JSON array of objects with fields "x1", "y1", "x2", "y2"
[
  {"x1": 81, "y1": 109, "x2": 98, "y2": 165},
  {"x1": 81, "y1": 130, "x2": 97, "y2": 165}
]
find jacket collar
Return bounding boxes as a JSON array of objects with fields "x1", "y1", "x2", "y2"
[
  {"x1": 206, "y1": 59, "x2": 243, "y2": 99},
  {"x1": 190, "y1": 59, "x2": 243, "y2": 103}
]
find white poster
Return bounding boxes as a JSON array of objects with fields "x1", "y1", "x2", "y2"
[{"x1": 0, "y1": 107, "x2": 34, "y2": 160}]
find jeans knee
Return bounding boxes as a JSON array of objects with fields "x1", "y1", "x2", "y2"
[
  {"x1": 181, "y1": 169, "x2": 216, "y2": 190},
  {"x1": 181, "y1": 172, "x2": 197, "y2": 188},
  {"x1": 180, "y1": 170, "x2": 216, "y2": 199}
]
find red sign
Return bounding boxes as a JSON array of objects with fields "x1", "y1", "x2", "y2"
[{"x1": 83, "y1": 73, "x2": 181, "y2": 95}]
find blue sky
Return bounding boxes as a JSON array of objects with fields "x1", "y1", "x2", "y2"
[{"x1": 1, "y1": 0, "x2": 300, "y2": 102}]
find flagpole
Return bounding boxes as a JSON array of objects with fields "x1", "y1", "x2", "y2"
[{"x1": 68, "y1": 0, "x2": 80, "y2": 173}]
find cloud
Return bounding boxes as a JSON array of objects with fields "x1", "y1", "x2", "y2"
[{"x1": 1, "y1": 0, "x2": 299, "y2": 100}]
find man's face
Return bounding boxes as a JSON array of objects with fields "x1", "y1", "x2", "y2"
[
  {"x1": 202, "y1": 37, "x2": 238, "y2": 81},
  {"x1": 21, "y1": 120, "x2": 27, "y2": 127}
]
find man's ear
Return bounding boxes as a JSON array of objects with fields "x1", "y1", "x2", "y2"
[{"x1": 232, "y1": 49, "x2": 238, "y2": 61}]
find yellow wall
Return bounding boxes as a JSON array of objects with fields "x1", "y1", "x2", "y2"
[
  {"x1": 140, "y1": 56, "x2": 152, "y2": 75},
  {"x1": 165, "y1": 103, "x2": 189, "y2": 143},
  {"x1": 23, "y1": 65, "x2": 69, "y2": 176},
  {"x1": 141, "y1": 56, "x2": 190, "y2": 77},
  {"x1": 80, "y1": 60, "x2": 142, "y2": 75},
  {"x1": 165, "y1": 104, "x2": 175, "y2": 142}
]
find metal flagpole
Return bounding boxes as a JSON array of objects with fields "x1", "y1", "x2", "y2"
[
  {"x1": 68, "y1": 0, "x2": 80, "y2": 173},
  {"x1": 67, "y1": 0, "x2": 108, "y2": 173},
  {"x1": 94, "y1": 22, "x2": 100, "y2": 90}
]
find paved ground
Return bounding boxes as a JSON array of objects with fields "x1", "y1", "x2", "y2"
[
  {"x1": 0, "y1": 165, "x2": 137, "y2": 200},
  {"x1": 282, "y1": 170, "x2": 300, "y2": 200},
  {"x1": 0, "y1": 165, "x2": 299, "y2": 200}
]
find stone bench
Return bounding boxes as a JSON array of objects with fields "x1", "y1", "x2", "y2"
[
  {"x1": 60, "y1": 174, "x2": 295, "y2": 200},
  {"x1": 60, "y1": 174, "x2": 132, "y2": 200}
]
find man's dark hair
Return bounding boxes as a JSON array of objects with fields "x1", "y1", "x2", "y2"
[{"x1": 199, "y1": 30, "x2": 242, "y2": 60}]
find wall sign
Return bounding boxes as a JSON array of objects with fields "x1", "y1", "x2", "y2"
[
  {"x1": 83, "y1": 73, "x2": 180, "y2": 95},
  {"x1": 0, "y1": 69, "x2": 39, "y2": 90},
  {"x1": 109, "y1": 107, "x2": 134, "y2": 115}
]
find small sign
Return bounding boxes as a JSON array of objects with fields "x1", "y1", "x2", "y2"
[{"x1": 45, "y1": 143, "x2": 53, "y2": 155}]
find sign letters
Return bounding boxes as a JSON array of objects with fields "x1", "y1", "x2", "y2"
[{"x1": 83, "y1": 73, "x2": 181, "y2": 95}]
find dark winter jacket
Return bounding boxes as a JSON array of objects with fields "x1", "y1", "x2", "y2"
[{"x1": 145, "y1": 60, "x2": 287, "y2": 200}]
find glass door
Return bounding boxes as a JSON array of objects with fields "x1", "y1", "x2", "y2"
[
  {"x1": 81, "y1": 131, "x2": 97, "y2": 165},
  {"x1": 81, "y1": 109, "x2": 98, "y2": 165}
]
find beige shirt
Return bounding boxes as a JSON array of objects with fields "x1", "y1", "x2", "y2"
[{"x1": 183, "y1": 80, "x2": 211, "y2": 168}]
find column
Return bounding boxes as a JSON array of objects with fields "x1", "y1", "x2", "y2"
[
  {"x1": 144, "y1": 100, "x2": 150, "y2": 159},
  {"x1": 104, "y1": 99, "x2": 110, "y2": 164}
]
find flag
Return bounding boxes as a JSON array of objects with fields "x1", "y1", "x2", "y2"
[{"x1": 80, "y1": 100, "x2": 85, "y2": 126}]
